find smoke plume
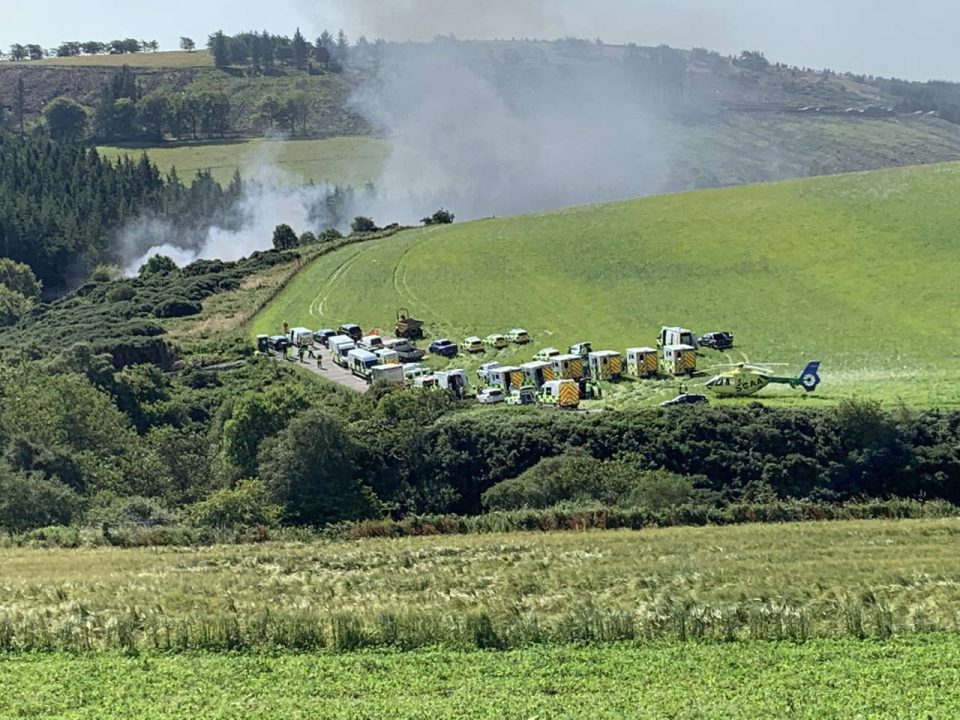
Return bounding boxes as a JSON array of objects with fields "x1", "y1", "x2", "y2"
[{"x1": 351, "y1": 38, "x2": 675, "y2": 224}]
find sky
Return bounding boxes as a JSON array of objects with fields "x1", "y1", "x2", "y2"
[{"x1": 2, "y1": 0, "x2": 957, "y2": 81}]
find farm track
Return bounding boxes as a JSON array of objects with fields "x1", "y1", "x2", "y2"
[{"x1": 269, "y1": 352, "x2": 369, "y2": 393}]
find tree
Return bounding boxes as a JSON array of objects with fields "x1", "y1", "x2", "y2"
[
  {"x1": 0, "y1": 259, "x2": 42, "y2": 302},
  {"x1": 81, "y1": 41, "x2": 105, "y2": 55},
  {"x1": 110, "y1": 97, "x2": 138, "y2": 139},
  {"x1": 258, "y1": 408, "x2": 380, "y2": 526},
  {"x1": 422, "y1": 208, "x2": 455, "y2": 225},
  {"x1": 179, "y1": 37, "x2": 196, "y2": 52},
  {"x1": 13, "y1": 78, "x2": 26, "y2": 135},
  {"x1": 272, "y1": 223, "x2": 299, "y2": 250},
  {"x1": 198, "y1": 91, "x2": 231, "y2": 137},
  {"x1": 0, "y1": 285, "x2": 35, "y2": 326},
  {"x1": 221, "y1": 384, "x2": 311, "y2": 479},
  {"x1": 735, "y1": 50, "x2": 770, "y2": 72},
  {"x1": 292, "y1": 27, "x2": 309, "y2": 69},
  {"x1": 351, "y1": 216, "x2": 377, "y2": 233},
  {"x1": 26, "y1": 44, "x2": 44, "y2": 61},
  {"x1": 43, "y1": 97, "x2": 89, "y2": 139},
  {"x1": 336, "y1": 29, "x2": 349, "y2": 59},
  {"x1": 260, "y1": 30, "x2": 274, "y2": 71},
  {"x1": 9, "y1": 44, "x2": 27, "y2": 61},
  {"x1": 138, "y1": 254, "x2": 178, "y2": 277},
  {"x1": 282, "y1": 92, "x2": 311, "y2": 135},
  {"x1": 56, "y1": 42, "x2": 81, "y2": 57},
  {"x1": 0, "y1": 466, "x2": 82, "y2": 533},
  {"x1": 209, "y1": 31, "x2": 230, "y2": 68},
  {"x1": 187, "y1": 480, "x2": 281, "y2": 529},
  {"x1": 137, "y1": 90, "x2": 171, "y2": 141}
]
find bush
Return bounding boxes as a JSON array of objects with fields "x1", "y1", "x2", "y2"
[
  {"x1": 153, "y1": 297, "x2": 202, "y2": 318},
  {"x1": 187, "y1": 480, "x2": 281, "y2": 529},
  {"x1": 421, "y1": 208, "x2": 455, "y2": 225},
  {"x1": 350, "y1": 216, "x2": 378, "y2": 233},
  {"x1": 0, "y1": 467, "x2": 83, "y2": 533},
  {"x1": 138, "y1": 254, "x2": 178, "y2": 278}
]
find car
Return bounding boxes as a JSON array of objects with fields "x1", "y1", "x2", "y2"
[
  {"x1": 358, "y1": 335, "x2": 385, "y2": 351},
  {"x1": 338, "y1": 323, "x2": 363, "y2": 342},
  {"x1": 506, "y1": 328, "x2": 531, "y2": 344},
  {"x1": 484, "y1": 334, "x2": 509, "y2": 349},
  {"x1": 533, "y1": 347, "x2": 561, "y2": 362},
  {"x1": 660, "y1": 393, "x2": 709, "y2": 407},
  {"x1": 461, "y1": 336, "x2": 485, "y2": 353},
  {"x1": 313, "y1": 329, "x2": 336, "y2": 347},
  {"x1": 699, "y1": 331, "x2": 735, "y2": 350},
  {"x1": 477, "y1": 387, "x2": 505, "y2": 404},
  {"x1": 506, "y1": 386, "x2": 537, "y2": 405},
  {"x1": 269, "y1": 335, "x2": 291, "y2": 351},
  {"x1": 383, "y1": 338, "x2": 426, "y2": 362},
  {"x1": 429, "y1": 338, "x2": 459, "y2": 358}
]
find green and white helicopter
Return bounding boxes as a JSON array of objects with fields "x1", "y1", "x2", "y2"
[{"x1": 704, "y1": 361, "x2": 821, "y2": 398}]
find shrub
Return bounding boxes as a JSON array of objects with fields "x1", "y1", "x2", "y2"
[
  {"x1": 0, "y1": 467, "x2": 83, "y2": 533},
  {"x1": 187, "y1": 480, "x2": 281, "y2": 529},
  {"x1": 421, "y1": 208, "x2": 455, "y2": 225},
  {"x1": 350, "y1": 216, "x2": 378, "y2": 233},
  {"x1": 138, "y1": 254, "x2": 178, "y2": 278},
  {"x1": 153, "y1": 297, "x2": 202, "y2": 318}
]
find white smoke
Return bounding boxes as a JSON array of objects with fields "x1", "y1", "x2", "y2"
[
  {"x1": 350, "y1": 39, "x2": 674, "y2": 224},
  {"x1": 122, "y1": 141, "x2": 337, "y2": 275}
]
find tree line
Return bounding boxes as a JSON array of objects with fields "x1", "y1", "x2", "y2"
[
  {"x1": 3, "y1": 39, "x2": 159, "y2": 61},
  {"x1": 206, "y1": 28, "x2": 353, "y2": 74},
  {"x1": 0, "y1": 132, "x2": 242, "y2": 292}
]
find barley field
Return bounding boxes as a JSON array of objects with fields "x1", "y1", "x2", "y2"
[{"x1": 3, "y1": 519, "x2": 960, "y2": 652}]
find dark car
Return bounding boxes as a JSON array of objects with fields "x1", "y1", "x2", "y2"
[
  {"x1": 314, "y1": 329, "x2": 337, "y2": 347},
  {"x1": 269, "y1": 335, "x2": 291, "y2": 351},
  {"x1": 429, "y1": 338, "x2": 459, "y2": 358},
  {"x1": 699, "y1": 331, "x2": 734, "y2": 350},
  {"x1": 660, "y1": 393, "x2": 708, "y2": 407},
  {"x1": 338, "y1": 323, "x2": 363, "y2": 342}
]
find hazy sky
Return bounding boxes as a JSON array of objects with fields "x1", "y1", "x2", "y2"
[{"x1": 3, "y1": 0, "x2": 956, "y2": 81}]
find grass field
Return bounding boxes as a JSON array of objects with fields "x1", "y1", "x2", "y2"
[
  {"x1": 3, "y1": 519, "x2": 960, "y2": 651},
  {"x1": 3, "y1": 636, "x2": 960, "y2": 719},
  {"x1": 251, "y1": 161, "x2": 960, "y2": 407},
  {"x1": 11, "y1": 50, "x2": 212, "y2": 68},
  {"x1": 99, "y1": 136, "x2": 389, "y2": 187}
]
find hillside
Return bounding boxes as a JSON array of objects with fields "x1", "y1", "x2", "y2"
[
  {"x1": 252, "y1": 161, "x2": 960, "y2": 407},
  {"x1": 6, "y1": 43, "x2": 960, "y2": 194}
]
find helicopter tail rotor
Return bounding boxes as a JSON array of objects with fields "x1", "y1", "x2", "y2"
[{"x1": 799, "y1": 361, "x2": 821, "y2": 392}]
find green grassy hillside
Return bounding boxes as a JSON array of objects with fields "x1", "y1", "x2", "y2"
[
  {"x1": 252, "y1": 162, "x2": 960, "y2": 407},
  {"x1": 99, "y1": 136, "x2": 389, "y2": 187}
]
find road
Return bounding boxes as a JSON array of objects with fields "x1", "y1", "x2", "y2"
[{"x1": 271, "y1": 352, "x2": 370, "y2": 393}]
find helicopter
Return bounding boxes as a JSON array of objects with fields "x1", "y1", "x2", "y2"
[{"x1": 704, "y1": 361, "x2": 821, "y2": 397}]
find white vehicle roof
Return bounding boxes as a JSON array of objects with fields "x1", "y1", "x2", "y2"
[
  {"x1": 348, "y1": 349, "x2": 379, "y2": 362},
  {"x1": 627, "y1": 347, "x2": 658, "y2": 354}
]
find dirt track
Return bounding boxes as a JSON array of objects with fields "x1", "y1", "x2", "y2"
[{"x1": 271, "y1": 352, "x2": 370, "y2": 393}]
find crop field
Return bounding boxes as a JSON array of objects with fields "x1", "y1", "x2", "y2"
[
  {"x1": 3, "y1": 519, "x2": 960, "y2": 652},
  {"x1": 3, "y1": 520, "x2": 960, "y2": 717},
  {"x1": 3, "y1": 636, "x2": 960, "y2": 719},
  {"x1": 99, "y1": 136, "x2": 389, "y2": 188},
  {"x1": 252, "y1": 161, "x2": 960, "y2": 407},
  {"x1": 11, "y1": 50, "x2": 213, "y2": 68}
]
